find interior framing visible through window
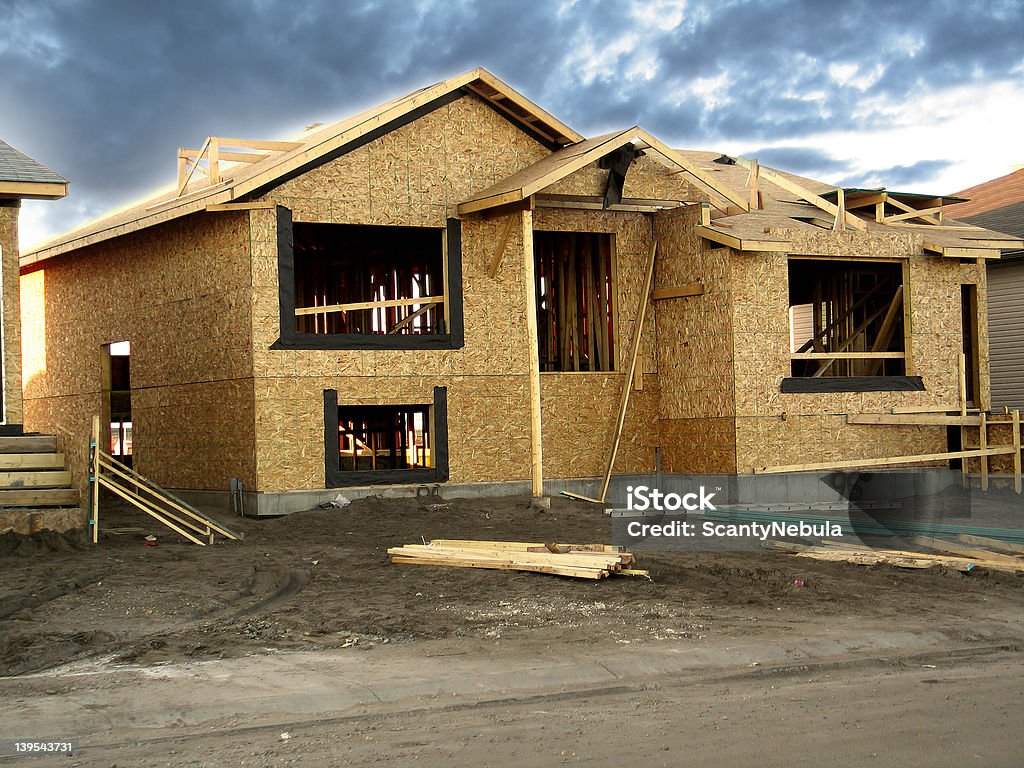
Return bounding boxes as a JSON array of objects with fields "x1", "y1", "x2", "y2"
[
  {"x1": 533, "y1": 230, "x2": 617, "y2": 372},
  {"x1": 274, "y1": 207, "x2": 464, "y2": 350},
  {"x1": 323, "y1": 387, "x2": 449, "y2": 487},
  {"x1": 788, "y1": 256, "x2": 908, "y2": 378}
]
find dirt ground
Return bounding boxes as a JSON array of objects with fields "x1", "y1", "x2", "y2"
[{"x1": 2, "y1": 493, "x2": 1022, "y2": 679}]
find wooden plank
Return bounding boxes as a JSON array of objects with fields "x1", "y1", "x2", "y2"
[
  {"x1": 212, "y1": 137, "x2": 303, "y2": 151},
  {"x1": 597, "y1": 240, "x2": 657, "y2": 503},
  {"x1": 0, "y1": 180, "x2": 68, "y2": 199},
  {"x1": 428, "y1": 540, "x2": 625, "y2": 553},
  {"x1": 980, "y1": 412, "x2": 989, "y2": 491},
  {"x1": 90, "y1": 415, "x2": 100, "y2": 544},
  {"x1": 487, "y1": 214, "x2": 517, "y2": 278},
  {"x1": 866, "y1": 285, "x2": 904, "y2": 375},
  {"x1": 756, "y1": 446, "x2": 1016, "y2": 474},
  {"x1": 205, "y1": 202, "x2": 278, "y2": 212},
  {"x1": 0, "y1": 452, "x2": 65, "y2": 469},
  {"x1": 295, "y1": 295, "x2": 445, "y2": 316},
  {"x1": 522, "y1": 208, "x2": 544, "y2": 498},
  {"x1": 959, "y1": 352, "x2": 968, "y2": 416},
  {"x1": 386, "y1": 301, "x2": 437, "y2": 334},
  {"x1": 390, "y1": 555, "x2": 607, "y2": 579},
  {"x1": 956, "y1": 534, "x2": 1024, "y2": 556},
  {"x1": 97, "y1": 475, "x2": 206, "y2": 546},
  {"x1": 0, "y1": 435, "x2": 57, "y2": 453},
  {"x1": 1014, "y1": 409, "x2": 1022, "y2": 494},
  {"x1": 910, "y1": 535, "x2": 1021, "y2": 565},
  {"x1": 181, "y1": 149, "x2": 270, "y2": 164},
  {"x1": 792, "y1": 352, "x2": 905, "y2": 359},
  {"x1": 0, "y1": 487, "x2": 78, "y2": 507},
  {"x1": 651, "y1": 283, "x2": 705, "y2": 300},
  {"x1": 847, "y1": 414, "x2": 983, "y2": 426},
  {"x1": 177, "y1": 136, "x2": 210, "y2": 194},
  {"x1": 0, "y1": 470, "x2": 72, "y2": 488},
  {"x1": 882, "y1": 205, "x2": 944, "y2": 224},
  {"x1": 696, "y1": 225, "x2": 792, "y2": 252}
]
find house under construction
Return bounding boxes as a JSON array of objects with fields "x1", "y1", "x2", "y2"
[{"x1": 19, "y1": 68, "x2": 1024, "y2": 523}]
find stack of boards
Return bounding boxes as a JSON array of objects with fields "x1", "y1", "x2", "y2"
[
  {"x1": 766, "y1": 533, "x2": 1024, "y2": 573},
  {"x1": 388, "y1": 539, "x2": 646, "y2": 580}
]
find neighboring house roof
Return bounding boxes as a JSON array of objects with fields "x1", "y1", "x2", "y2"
[
  {"x1": 0, "y1": 139, "x2": 68, "y2": 200},
  {"x1": 946, "y1": 168, "x2": 1024, "y2": 219},
  {"x1": 22, "y1": 67, "x2": 583, "y2": 267},
  {"x1": 947, "y1": 168, "x2": 1024, "y2": 259}
]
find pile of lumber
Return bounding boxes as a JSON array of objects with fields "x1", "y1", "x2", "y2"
[
  {"x1": 765, "y1": 533, "x2": 1024, "y2": 574},
  {"x1": 387, "y1": 539, "x2": 645, "y2": 580}
]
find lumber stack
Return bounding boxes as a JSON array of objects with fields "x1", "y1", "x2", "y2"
[
  {"x1": 765, "y1": 536, "x2": 1024, "y2": 574},
  {"x1": 387, "y1": 539, "x2": 643, "y2": 580}
]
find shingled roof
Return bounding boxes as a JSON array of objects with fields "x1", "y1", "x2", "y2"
[{"x1": 0, "y1": 139, "x2": 67, "y2": 201}]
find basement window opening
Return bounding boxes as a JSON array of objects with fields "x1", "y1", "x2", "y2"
[
  {"x1": 788, "y1": 258, "x2": 907, "y2": 378},
  {"x1": 337, "y1": 405, "x2": 432, "y2": 472},
  {"x1": 323, "y1": 387, "x2": 449, "y2": 487},
  {"x1": 294, "y1": 223, "x2": 445, "y2": 336},
  {"x1": 534, "y1": 231, "x2": 616, "y2": 372}
]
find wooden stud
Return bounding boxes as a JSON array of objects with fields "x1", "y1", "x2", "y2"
[
  {"x1": 1014, "y1": 409, "x2": 1022, "y2": 494},
  {"x1": 832, "y1": 187, "x2": 846, "y2": 232},
  {"x1": 522, "y1": 207, "x2": 544, "y2": 498},
  {"x1": 980, "y1": 411, "x2": 989, "y2": 491},
  {"x1": 91, "y1": 414, "x2": 100, "y2": 544},
  {"x1": 651, "y1": 283, "x2": 705, "y2": 300}
]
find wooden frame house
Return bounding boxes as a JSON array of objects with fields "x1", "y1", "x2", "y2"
[{"x1": 20, "y1": 68, "x2": 1024, "y2": 521}]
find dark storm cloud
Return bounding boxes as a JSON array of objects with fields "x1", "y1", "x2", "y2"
[{"x1": 2, "y1": 0, "x2": 1021, "y2": 242}]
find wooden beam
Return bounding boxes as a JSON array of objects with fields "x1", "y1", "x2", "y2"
[
  {"x1": 847, "y1": 413, "x2": 984, "y2": 426},
  {"x1": 696, "y1": 225, "x2": 791, "y2": 252},
  {"x1": 885, "y1": 195, "x2": 941, "y2": 225},
  {"x1": 205, "y1": 202, "x2": 278, "y2": 212},
  {"x1": 295, "y1": 295, "x2": 444, "y2": 316},
  {"x1": 755, "y1": 446, "x2": 1016, "y2": 474},
  {"x1": 651, "y1": 283, "x2": 705, "y2": 300},
  {"x1": 911, "y1": 535, "x2": 1022, "y2": 565},
  {"x1": 181, "y1": 148, "x2": 271, "y2": 164},
  {"x1": 596, "y1": 240, "x2": 657, "y2": 503},
  {"x1": 177, "y1": 136, "x2": 210, "y2": 195},
  {"x1": 733, "y1": 158, "x2": 867, "y2": 231},
  {"x1": 212, "y1": 137, "x2": 303, "y2": 151},
  {"x1": 487, "y1": 214, "x2": 517, "y2": 278},
  {"x1": 1014, "y1": 409, "x2": 1022, "y2": 494},
  {"x1": 832, "y1": 187, "x2": 845, "y2": 232},
  {"x1": 980, "y1": 411, "x2": 989, "y2": 491},
  {"x1": 522, "y1": 208, "x2": 544, "y2": 498},
  {"x1": 865, "y1": 285, "x2": 904, "y2": 375},
  {"x1": 791, "y1": 351, "x2": 905, "y2": 360},
  {"x1": 90, "y1": 414, "x2": 100, "y2": 544},
  {"x1": 883, "y1": 205, "x2": 944, "y2": 224},
  {"x1": 0, "y1": 180, "x2": 68, "y2": 199},
  {"x1": 748, "y1": 158, "x2": 759, "y2": 211},
  {"x1": 386, "y1": 301, "x2": 438, "y2": 334},
  {"x1": 956, "y1": 533, "x2": 1024, "y2": 556}
]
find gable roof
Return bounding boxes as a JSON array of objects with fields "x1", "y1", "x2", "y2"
[
  {"x1": 0, "y1": 139, "x2": 67, "y2": 200},
  {"x1": 22, "y1": 68, "x2": 583, "y2": 268},
  {"x1": 457, "y1": 127, "x2": 750, "y2": 215}
]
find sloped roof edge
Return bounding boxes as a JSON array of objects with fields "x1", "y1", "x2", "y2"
[{"x1": 22, "y1": 68, "x2": 583, "y2": 267}]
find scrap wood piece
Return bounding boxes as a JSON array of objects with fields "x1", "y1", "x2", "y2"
[
  {"x1": 956, "y1": 534, "x2": 1024, "y2": 557},
  {"x1": 765, "y1": 540, "x2": 1024, "y2": 573},
  {"x1": 910, "y1": 535, "x2": 1023, "y2": 565},
  {"x1": 388, "y1": 540, "x2": 637, "y2": 580}
]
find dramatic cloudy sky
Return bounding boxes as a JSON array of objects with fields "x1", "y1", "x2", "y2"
[{"x1": 4, "y1": 0, "x2": 1023, "y2": 248}]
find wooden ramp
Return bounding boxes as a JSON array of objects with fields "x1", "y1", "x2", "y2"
[{"x1": 88, "y1": 416, "x2": 240, "y2": 546}]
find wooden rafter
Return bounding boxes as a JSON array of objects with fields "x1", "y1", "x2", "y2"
[{"x1": 177, "y1": 136, "x2": 302, "y2": 196}]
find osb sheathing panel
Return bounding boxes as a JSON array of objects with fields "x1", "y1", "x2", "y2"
[
  {"x1": 652, "y1": 207, "x2": 737, "y2": 473},
  {"x1": 250, "y1": 101, "x2": 673, "y2": 489},
  {"x1": 21, "y1": 212, "x2": 257, "y2": 496},
  {"x1": 542, "y1": 156, "x2": 704, "y2": 202},
  {"x1": 962, "y1": 421, "x2": 1020, "y2": 475},
  {"x1": 0, "y1": 207, "x2": 23, "y2": 425},
  {"x1": 0, "y1": 507, "x2": 86, "y2": 536},
  {"x1": 730, "y1": 226, "x2": 990, "y2": 472}
]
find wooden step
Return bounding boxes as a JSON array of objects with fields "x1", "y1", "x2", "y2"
[
  {"x1": 0, "y1": 470, "x2": 73, "y2": 489},
  {"x1": 0, "y1": 435, "x2": 57, "y2": 454},
  {"x1": 0, "y1": 452, "x2": 65, "y2": 470},
  {"x1": 0, "y1": 487, "x2": 79, "y2": 507}
]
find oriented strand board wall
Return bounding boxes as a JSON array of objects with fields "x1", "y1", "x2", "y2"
[
  {"x1": 0, "y1": 205, "x2": 23, "y2": 427},
  {"x1": 21, "y1": 213, "x2": 257, "y2": 497},
  {"x1": 249, "y1": 95, "x2": 696, "y2": 491},
  {"x1": 731, "y1": 227, "x2": 989, "y2": 472},
  {"x1": 653, "y1": 206, "x2": 737, "y2": 473}
]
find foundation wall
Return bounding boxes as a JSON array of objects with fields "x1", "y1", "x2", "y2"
[
  {"x1": 730, "y1": 227, "x2": 990, "y2": 472},
  {"x1": 21, "y1": 213, "x2": 257, "y2": 498}
]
